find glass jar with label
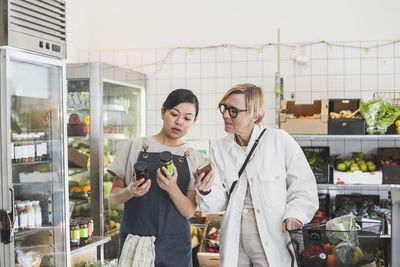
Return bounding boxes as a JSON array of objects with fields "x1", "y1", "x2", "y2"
[
  {"x1": 79, "y1": 220, "x2": 89, "y2": 245},
  {"x1": 134, "y1": 161, "x2": 149, "y2": 182},
  {"x1": 88, "y1": 218, "x2": 94, "y2": 242},
  {"x1": 159, "y1": 151, "x2": 174, "y2": 176},
  {"x1": 70, "y1": 220, "x2": 80, "y2": 247}
]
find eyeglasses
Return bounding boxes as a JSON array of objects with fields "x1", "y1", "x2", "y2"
[{"x1": 218, "y1": 103, "x2": 247, "y2": 118}]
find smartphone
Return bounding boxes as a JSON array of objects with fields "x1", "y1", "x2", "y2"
[{"x1": 196, "y1": 163, "x2": 212, "y2": 176}]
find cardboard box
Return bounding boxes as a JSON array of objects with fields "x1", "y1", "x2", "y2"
[
  {"x1": 197, "y1": 213, "x2": 223, "y2": 267},
  {"x1": 68, "y1": 144, "x2": 89, "y2": 168},
  {"x1": 328, "y1": 99, "x2": 365, "y2": 135},
  {"x1": 333, "y1": 170, "x2": 382, "y2": 184},
  {"x1": 279, "y1": 100, "x2": 328, "y2": 134}
]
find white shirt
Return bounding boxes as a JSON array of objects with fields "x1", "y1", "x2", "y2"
[{"x1": 196, "y1": 125, "x2": 319, "y2": 267}]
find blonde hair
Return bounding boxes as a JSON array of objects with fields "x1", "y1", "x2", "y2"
[{"x1": 218, "y1": 83, "x2": 264, "y2": 124}]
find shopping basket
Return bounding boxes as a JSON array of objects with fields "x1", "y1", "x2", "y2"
[{"x1": 287, "y1": 221, "x2": 382, "y2": 267}]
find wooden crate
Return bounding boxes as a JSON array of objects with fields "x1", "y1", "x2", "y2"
[{"x1": 197, "y1": 213, "x2": 223, "y2": 267}]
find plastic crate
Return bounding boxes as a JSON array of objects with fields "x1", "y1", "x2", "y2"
[
  {"x1": 302, "y1": 147, "x2": 331, "y2": 184},
  {"x1": 378, "y1": 147, "x2": 400, "y2": 184},
  {"x1": 288, "y1": 221, "x2": 382, "y2": 267}
]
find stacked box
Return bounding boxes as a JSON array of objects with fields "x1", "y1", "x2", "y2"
[
  {"x1": 378, "y1": 148, "x2": 400, "y2": 184},
  {"x1": 328, "y1": 99, "x2": 365, "y2": 135},
  {"x1": 279, "y1": 100, "x2": 328, "y2": 134}
]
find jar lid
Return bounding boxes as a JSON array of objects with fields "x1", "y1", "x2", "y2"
[
  {"x1": 159, "y1": 151, "x2": 172, "y2": 162},
  {"x1": 134, "y1": 161, "x2": 147, "y2": 172}
]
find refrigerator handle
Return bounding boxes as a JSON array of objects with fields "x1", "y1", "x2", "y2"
[{"x1": 9, "y1": 187, "x2": 15, "y2": 224}]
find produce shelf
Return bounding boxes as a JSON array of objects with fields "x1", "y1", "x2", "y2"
[
  {"x1": 317, "y1": 184, "x2": 400, "y2": 190},
  {"x1": 293, "y1": 134, "x2": 400, "y2": 140},
  {"x1": 71, "y1": 236, "x2": 111, "y2": 255}
]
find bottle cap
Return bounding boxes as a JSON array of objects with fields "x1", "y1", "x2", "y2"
[
  {"x1": 134, "y1": 161, "x2": 147, "y2": 173},
  {"x1": 159, "y1": 151, "x2": 172, "y2": 162}
]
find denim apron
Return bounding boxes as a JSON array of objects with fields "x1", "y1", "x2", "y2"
[{"x1": 119, "y1": 139, "x2": 193, "y2": 267}]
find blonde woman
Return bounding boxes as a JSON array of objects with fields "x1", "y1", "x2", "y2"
[{"x1": 194, "y1": 83, "x2": 318, "y2": 267}]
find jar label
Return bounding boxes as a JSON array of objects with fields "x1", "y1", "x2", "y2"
[
  {"x1": 167, "y1": 163, "x2": 174, "y2": 174},
  {"x1": 71, "y1": 230, "x2": 80, "y2": 240},
  {"x1": 79, "y1": 228, "x2": 88, "y2": 238}
]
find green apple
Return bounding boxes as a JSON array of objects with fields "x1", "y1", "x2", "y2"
[
  {"x1": 367, "y1": 163, "x2": 376, "y2": 172},
  {"x1": 360, "y1": 165, "x2": 368, "y2": 172},
  {"x1": 337, "y1": 163, "x2": 347, "y2": 172}
]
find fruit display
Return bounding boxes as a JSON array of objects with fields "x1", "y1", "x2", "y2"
[
  {"x1": 335, "y1": 152, "x2": 377, "y2": 173},
  {"x1": 204, "y1": 226, "x2": 220, "y2": 253},
  {"x1": 201, "y1": 219, "x2": 220, "y2": 254},
  {"x1": 104, "y1": 209, "x2": 122, "y2": 232},
  {"x1": 396, "y1": 119, "x2": 400, "y2": 134},
  {"x1": 378, "y1": 147, "x2": 400, "y2": 184},
  {"x1": 190, "y1": 224, "x2": 203, "y2": 249},
  {"x1": 380, "y1": 154, "x2": 399, "y2": 167}
]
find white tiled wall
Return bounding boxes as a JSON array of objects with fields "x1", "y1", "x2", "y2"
[{"x1": 73, "y1": 40, "x2": 400, "y2": 142}]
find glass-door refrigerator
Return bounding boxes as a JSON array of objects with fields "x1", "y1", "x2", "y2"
[
  {"x1": 0, "y1": 47, "x2": 69, "y2": 266},
  {"x1": 66, "y1": 62, "x2": 146, "y2": 260}
]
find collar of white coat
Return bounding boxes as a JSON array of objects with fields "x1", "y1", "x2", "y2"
[{"x1": 222, "y1": 124, "x2": 265, "y2": 154}]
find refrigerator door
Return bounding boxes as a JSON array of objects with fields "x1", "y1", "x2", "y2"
[
  {"x1": 67, "y1": 79, "x2": 91, "y2": 221},
  {"x1": 0, "y1": 48, "x2": 68, "y2": 266},
  {"x1": 103, "y1": 79, "x2": 145, "y2": 259}
]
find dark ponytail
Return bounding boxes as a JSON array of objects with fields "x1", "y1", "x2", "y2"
[{"x1": 162, "y1": 89, "x2": 199, "y2": 118}]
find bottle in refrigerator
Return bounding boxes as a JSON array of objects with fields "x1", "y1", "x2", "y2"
[
  {"x1": 34, "y1": 133, "x2": 42, "y2": 161},
  {"x1": 14, "y1": 204, "x2": 19, "y2": 233},
  {"x1": 39, "y1": 132, "x2": 48, "y2": 160},
  {"x1": 16, "y1": 203, "x2": 27, "y2": 231},
  {"x1": 32, "y1": 200, "x2": 42, "y2": 227},
  {"x1": 24, "y1": 201, "x2": 35, "y2": 229},
  {"x1": 21, "y1": 134, "x2": 28, "y2": 163},
  {"x1": 27, "y1": 134, "x2": 35, "y2": 162},
  {"x1": 13, "y1": 134, "x2": 22, "y2": 163}
]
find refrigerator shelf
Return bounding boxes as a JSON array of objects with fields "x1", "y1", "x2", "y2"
[
  {"x1": 14, "y1": 226, "x2": 53, "y2": 240},
  {"x1": 12, "y1": 160, "x2": 51, "y2": 166}
]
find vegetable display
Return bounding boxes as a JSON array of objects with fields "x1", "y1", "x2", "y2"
[
  {"x1": 326, "y1": 214, "x2": 357, "y2": 266},
  {"x1": 360, "y1": 99, "x2": 400, "y2": 134}
]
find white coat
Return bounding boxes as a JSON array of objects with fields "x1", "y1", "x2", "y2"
[{"x1": 196, "y1": 125, "x2": 319, "y2": 267}]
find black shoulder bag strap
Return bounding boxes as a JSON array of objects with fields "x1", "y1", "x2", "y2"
[{"x1": 228, "y1": 128, "x2": 267, "y2": 198}]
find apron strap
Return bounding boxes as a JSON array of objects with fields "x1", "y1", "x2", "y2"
[
  {"x1": 179, "y1": 147, "x2": 193, "y2": 162},
  {"x1": 142, "y1": 137, "x2": 149, "y2": 159}
]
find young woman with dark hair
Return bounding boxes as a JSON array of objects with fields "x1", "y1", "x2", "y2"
[{"x1": 108, "y1": 89, "x2": 206, "y2": 267}]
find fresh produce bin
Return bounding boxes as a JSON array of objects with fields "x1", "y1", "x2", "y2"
[
  {"x1": 280, "y1": 100, "x2": 329, "y2": 134},
  {"x1": 333, "y1": 153, "x2": 382, "y2": 184},
  {"x1": 198, "y1": 213, "x2": 222, "y2": 267},
  {"x1": 334, "y1": 194, "x2": 380, "y2": 218},
  {"x1": 378, "y1": 147, "x2": 400, "y2": 184},
  {"x1": 328, "y1": 99, "x2": 365, "y2": 135},
  {"x1": 288, "y1": 220, "x2": 382, "y2": 267},
  {"x1": 302, "y1": 147, "x2": 330, "y2": 184}
]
